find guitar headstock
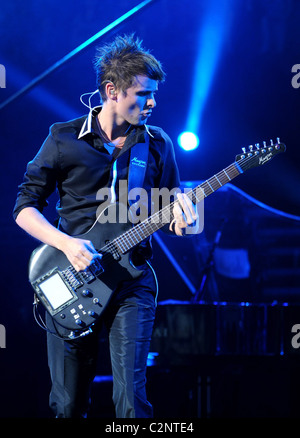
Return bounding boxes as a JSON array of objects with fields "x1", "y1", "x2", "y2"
[{"x1": 235, "y1": 138, "x2": 286, "y2": 171}]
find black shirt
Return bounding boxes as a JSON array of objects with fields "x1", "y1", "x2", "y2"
[{"x1": 13, "y1": 107, "x2": 181, "y2": 238}]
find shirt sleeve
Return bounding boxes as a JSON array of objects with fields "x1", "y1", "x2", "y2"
[{"x1": 13, "y1": 127, "x2": 60, "y2": 220}]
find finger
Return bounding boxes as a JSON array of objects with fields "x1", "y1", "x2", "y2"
[
  {"x1": 81, "y1": 248, "x2": 94, "y2": 261},
  {"x1": 177, "y1": 194, "x2": 198, "y2": 224},
  {"x1": 74, "y1": 259, "x2": 89, "y2": 272},
  {"x1": 173, "y1": 201, "x2": 186, "y2": 226},
  {"x1": 84, "y1": 240, "x2": 98, "y2": 253},
  {"x1": 179, "y1": 193, "x2": 197, "y2": 219},
  {"x1": 76, "y1": 240, "x2": 97, "y2": 262},
  {"x1": 174, "y1": 194, "x2": 191, "y2": 226},
  {"x1": 85, "y1": 244, "x2": 103, "y2": 263}
]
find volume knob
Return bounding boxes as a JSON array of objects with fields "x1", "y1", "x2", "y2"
[
  {"x1": 75, "y1": 319, "x2": 84, "y2": 326},
  {"x1": 82, "y1": 289, "x2": 92, "y2": 297}
]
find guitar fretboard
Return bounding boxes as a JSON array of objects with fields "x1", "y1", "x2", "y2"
[{"x1": 111, "y1": 161, "x2": 243, "y2": 255}]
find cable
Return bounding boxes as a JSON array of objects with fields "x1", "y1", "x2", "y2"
[{"x1": 33, "y1": 302, "x2": 94, "y2": 341}]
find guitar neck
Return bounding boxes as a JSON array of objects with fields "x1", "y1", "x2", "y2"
[{"x1": 113, "y1": 160, "x2": 243, "y2": 254}]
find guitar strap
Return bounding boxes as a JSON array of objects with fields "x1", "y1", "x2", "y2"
[
  {"x1": 127, "y1": 131, "x2": 150, "y2": 206},
  {"x1": 126, "y1": 130, "x2": 152, "y2": 258},
  {"x1": 115, "y1": 130, "x2": 150, "y2": 209}
]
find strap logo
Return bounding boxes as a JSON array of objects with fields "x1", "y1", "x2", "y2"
[{"x1": 131, "y1": 156, "x2": 146, "y2": 168}]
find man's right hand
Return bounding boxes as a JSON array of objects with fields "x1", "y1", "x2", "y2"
[{"x1": 59, "y1": 235, "x2": 99, "y2": 272}]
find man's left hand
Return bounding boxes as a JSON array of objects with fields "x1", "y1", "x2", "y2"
[{"x1": 169, "y1": 192, "x2": 198, "y2": 236}]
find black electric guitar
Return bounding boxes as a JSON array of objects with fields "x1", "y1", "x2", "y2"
[{"x1": 29, "y1": 139, "x2": 286, "y2": 338}]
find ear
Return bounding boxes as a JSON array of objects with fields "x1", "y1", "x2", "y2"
[{"x1": 105, "y1": 82, "x2": 118, "y2": 101}]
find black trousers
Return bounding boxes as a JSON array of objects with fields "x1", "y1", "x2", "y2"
[{"x1": 46, "y1": 265, "x2": 157, "y2": 418}]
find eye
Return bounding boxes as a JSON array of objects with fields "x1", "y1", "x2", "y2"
[{"x1": 137, "y1": 91, "x2": 156, "y2": 98}]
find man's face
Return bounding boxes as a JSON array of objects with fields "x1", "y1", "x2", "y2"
[{"x1": 115, "y1": 75, "x2": 158, "y2": 126}]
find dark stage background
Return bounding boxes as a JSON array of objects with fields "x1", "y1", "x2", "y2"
[{"x1": 1, "y1": 0, "x2": 300, "y2": 419}]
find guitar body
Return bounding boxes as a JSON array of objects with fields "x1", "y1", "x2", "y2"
[{"x1": 29, "y1": 205, "x2": 144, "y2": 337}]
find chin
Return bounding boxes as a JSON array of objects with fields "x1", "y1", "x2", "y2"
[{"x1": 132, "y1": 119, "x2": 145, "y2": 126}]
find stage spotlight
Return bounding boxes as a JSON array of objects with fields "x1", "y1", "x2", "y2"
[
  {"x1": 178, "y1": 131, "x2": 199, "y2": 151},
  {"x1": 185, "y1": 2, "x2": 234, "y2": 138}
]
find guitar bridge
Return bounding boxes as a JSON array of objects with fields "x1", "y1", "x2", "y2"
[
  {"x1": 62, "y1": 257, "x2": 104, "y2": 289},
  {"x1": 61, "y1": 267, "x2": 83, "y2": 289}
]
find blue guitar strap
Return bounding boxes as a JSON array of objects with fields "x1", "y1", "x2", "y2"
[
  {"x1": 127, "y1": 131, "x2": 150, "y2": 206},
  {"x1": 125, "y1": 131, "x2": 152, "y2": 256},
  {"x1": 114, "y1": 130, "x2": 150, "y2": 210}
]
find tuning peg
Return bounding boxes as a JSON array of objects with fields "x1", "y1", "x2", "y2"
[
  {"x1": 249, "y1": 145, "x2": 253, "y2": 151},
  {"x1": 275, "y1": 137, "x2": 281, "y2": 149},
  {"x1": 242, "y1": 147, "x2": 246, "y2": 154},
  {"x1": 263, "y1": 141, "x2": 266, "y2": 147},
  {"x1": 255, "y1": 143, "x2": 260, "y2": 149},
  {"x1": 270, "y1": 139, "x2": 274, "y2": 146}
]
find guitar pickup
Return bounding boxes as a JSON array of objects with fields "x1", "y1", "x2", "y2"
[{"x1": 88, "y1": 256, "x2": 104, "y2": 277}]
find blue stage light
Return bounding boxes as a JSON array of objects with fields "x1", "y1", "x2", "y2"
[
  {"x1": 185, "y1": 1, "x2": 234, "y2": 139},
  {"x1": 1, "y1": 60, "x2": 80, "y2": 119},
  {"x1": 178, "y1": 131, "x2": 199, "y2": 151}
]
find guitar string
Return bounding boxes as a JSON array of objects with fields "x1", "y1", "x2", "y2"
[
  {"x1": 86, "y1": 144, "x2": 282, "y2": 269},
  {"x1": 99, "y1": 152, "x2": 256, "y2": 252},
  {"x1": 99, "y1": 163, "x2": 237, "y2": 258},
  {"x1": 121, "y1": 142, "x2": 283, "y2": 247},
  {"x1": 95, "y1": 146, "x2": 279, "y2": 262}
]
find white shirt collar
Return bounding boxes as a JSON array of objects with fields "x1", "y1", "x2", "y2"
[{"x1": 78, "y1": 106, "x2": 102, "y2": 139}]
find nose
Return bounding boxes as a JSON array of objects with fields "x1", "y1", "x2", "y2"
[{"x1": 147, "y1": 95, "x2": 156, "y2": 108}]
